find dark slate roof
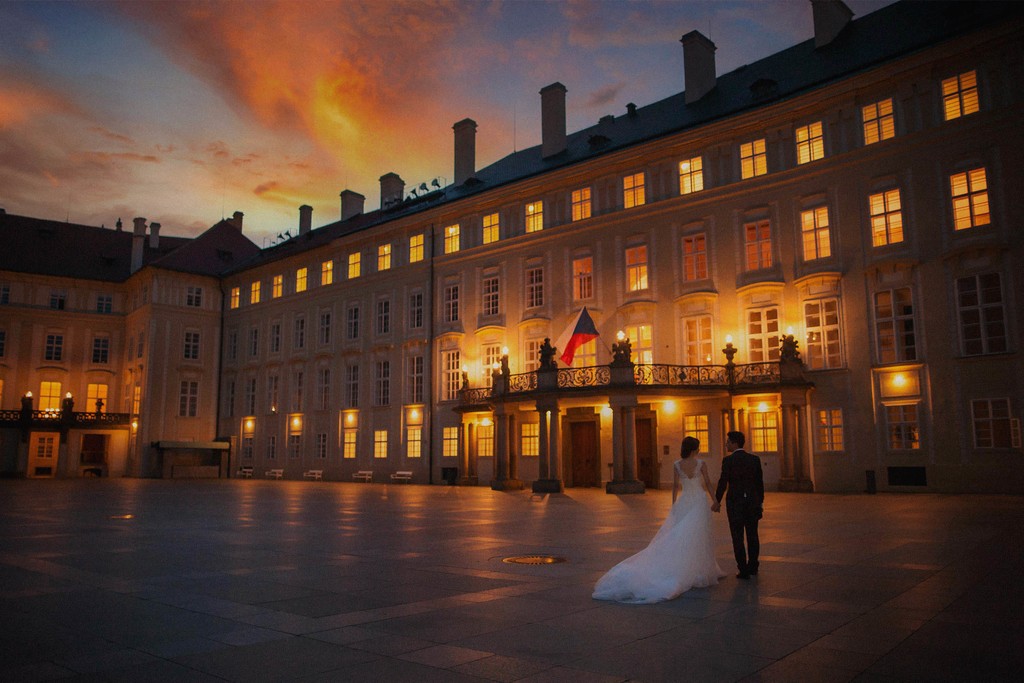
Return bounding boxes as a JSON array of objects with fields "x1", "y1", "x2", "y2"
[
  {"x1": 239, "y1": 0, "x2": 1021, "y2": 271},
  {"x1": 0, "y1": 212, "x2": 258, "y2": 282}
]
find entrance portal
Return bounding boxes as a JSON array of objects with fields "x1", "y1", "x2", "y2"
[
  {"x1": 635, "y1": 417, "x2": 658, "y2": 489},
  {"x1": 27, "y1": 433, "x2": 59, "y2": 478},
  {"x1": 569, "y1": 421, "x2": 600, "y2": 487}
]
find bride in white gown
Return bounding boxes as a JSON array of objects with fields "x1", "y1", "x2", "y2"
[{"x1": 593, "y1": 436, "x2": 725, "y2": 604}]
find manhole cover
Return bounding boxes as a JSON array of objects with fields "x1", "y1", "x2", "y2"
[{"x1": 502, "y1": 555, "x2": 567, "y2": 565}]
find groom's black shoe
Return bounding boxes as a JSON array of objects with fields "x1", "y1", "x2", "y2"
[
  {"x1": 736, "y1": 572, "x2": 750, "y2": 580},
  {"x1": 748, "y1": 568, "x2": 758, "y2": 576}
]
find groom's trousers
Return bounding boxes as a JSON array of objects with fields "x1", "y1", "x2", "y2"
[{"x1": 726, "y1": 496, "x2": 760, "y2": 573}]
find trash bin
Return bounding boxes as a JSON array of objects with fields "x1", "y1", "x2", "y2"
[
  {"x1": 865, "y1": 469, "x2": 876, "y2": 494},
  {"x1": 441, "y1": 467, "x2": 458, "y2": 485}
]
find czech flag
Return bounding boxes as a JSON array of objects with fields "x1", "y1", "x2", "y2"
[{"x1": 555, "y1": 307, "x2": 599, "y2": 367}]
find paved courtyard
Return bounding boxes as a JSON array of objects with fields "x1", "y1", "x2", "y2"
[{"x1": 1, "y1": 478, "x2": 1022, "y2": 682}]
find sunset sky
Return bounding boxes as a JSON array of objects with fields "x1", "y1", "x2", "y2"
[{"x1": 1, "y1": 0, "x2": 894, "y2": 248}]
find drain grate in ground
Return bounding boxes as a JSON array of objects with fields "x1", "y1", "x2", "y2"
[{"x1": 502, "y1": 555, "x2": 567, "y2": 565}]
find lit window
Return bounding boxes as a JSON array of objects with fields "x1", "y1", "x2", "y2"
[
  {"x1": 521, "y1": 423, "x2": 539, "y2": 457},
  {"x1": 683, "y1": 415, "x2": 709, "y2": 455},
  {"x1": 862, "y1": 98, "x2": 895, "y2": 144},
  {"x1": 817, "y1": 409, "x2": 844, "y2": 451},
  {"x1": 869, "y1": 189, "x2": 904, "y2": 246},
  {"x1": 626, "y1": 245, "x2": 648, "y2": 292},
  {"x1": 682, "y1": 234, "x2": 707, "y2": 281},
  {"x1": 183, "y1": 331, "x2": 200, "y2": 360},
  {"x1": 482, "y1": 275, "x2": 500, "y2": 316},
  {"x1": 409, "y1": 233, "x2": 424, "y2": 263},
  {"x1": 442, "y1": 350, "x2": 461, "y2": 401},
  {"x1": 87, "y1": 383, "x2": 108, "y2": 412},
  {"x1": 443, "y1": 284, "x2": 459, "y2": 323},
  {"x1": 250, "y1": 281, "x2": 261, "y2": 304},
  {"x1": 624, "y1": 324, "x2": 652, "y2": 365},
  {"x1": 523, "y1": 338, "x2": 543, "y2": 373},
  {"x1": 444, "y1": 224, "x2": 460, "y2": 253},
  {"x1": 482, "y1": 344, "x2": 502, "y2": 388},
  {"x1": 804, "y1": 298, "x2": 843, "y2": 369},
  {"x1": 886, "y1": 404, "x2": 919, "y2": 450},
  {"x1": 573, "y1": 256, "x2": 593, "y2": 300},
  {"x1": 295, "y1": 267, "x2": 307, "y2": 293},
  {"x1": 407, "y1": 427, "x2": 422, "y2": 458},
  {"x1": 874, "y1": 288, "x2": 916, "y2": 363},
  {"x1": 972, "y1": 398, "x2": 1020, "y2": 449},
  {"x1": 374, "y1": 430, "x2": 388, "y2": 458},
  {"x1": 321, "y1": 260, "x2": 333, "y2": 285},
  {"x1": 348, "y1": 252, "x2": 361, "y2": 278},
  {"x1": 740, "y1": 139, "x2": 767, "y2": 179},
  {"x1": 39, "y1": 381, "x2": 62, "y2": 411},
  {"x1": 942, "y1": 70, "x2": 979, "y2": 121},
  {"x1": 571, "y1": 188, "x2": 591, "y2": 221},
  {"x1": 957, "y1": 273, "x2": 1006, "y2": 355},
  {"x1": 525, "y1": 203, "x2": 544, "y2": 233},
  {"x1": 750, "y1": 410, "x2": 778, "y2": 452},
  {"x1": 526, "y1": 267, "x2": 544, "y2": 308},
  {"x1": 623, "y1": 173, "x2": 645, "y2": 208},
  {"x1": 683, "y1": 315, "x2": 713, "y2": 365},
  {"x1": 795, "y1": 121, "x2": 824, "y2": 164},
  {"x1": 343, "y1": 431, "x2": 356, "y2": 459},
  {"x1": 678, "y1": 157, "x2": 704, "y2": 195},
  {"x1": 377, "y1": 244, "x2": 391, "y2": 271},
  {"x1": 478, "y1": 423, "x2": 494, "y2": 457},
  {"x1": 800, "y1": 206, "x2": 831, "y2": 261},
  {"x1": 744, "y1": 220, "x2": 773, "y2": 271},
  {"x1": 229, "y1": 287, "x2": 240, "y2": 309},
  {"x1": 443, "y1": 426, "x2": 459, "y2": 457},
  {"x1": 272, "y1": 275, "x2": 283, "y2": 298},
  {"x1": 571, "y1": 339, "x2": 596, "y2": 368},
  {"x1": 747, "y1": 307, "x2": 780, "y2": 362},
  {"x1": 178, "y1": 380, "x2": 198, "y2": 417},
  {"x1": 482, "y1": 213, "x2": 500, "y2": 244},
  {"x1": 950, "y1": 168, "x2": 990, "y2": 230}
]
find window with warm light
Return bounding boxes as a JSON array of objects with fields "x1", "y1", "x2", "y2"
[
  {"x1": 795, "y1": 121, "x2": 824, "y2": 164},
  {"x1": 678, "y1": 157, "x2": 704, "y2": 195},
  {"x1": 957, "y1": 273, "x2": 1006, "y2": 355},
  {"x1": 377, "y1": 244, "x2": 391, "y2": 271},
  {"x1": 624, "y1": 324, "x2": 653, "y2": 365},
  {"x1": 817, "y1": 409, "x2": 844, "y2": 451},
  {"x1": 683, "y1": 315, "x2": 713, "y2": 366},
  {"x1": 250, "y1": 281, "x2": 261, "y2": 304},
  {"x1": 972, "y1": 398, "x2": 1020, "y2": 449},
  {"x1": 526, "y1": 267, "x2": 544, "y2": 308},
  {"x1": 317, "y1": 368, "x2": 330, "y2": 410},
  {"x1": 573, "y1": 256, "x2": 593, "y2": 300},
  {"x1": 869, "y1": 189, "x2": 904, "y2": 246},
  {"x1": 482, "y1": 344, "x2": 502, "y2": 389},
  {"x1": 272, "y1": 275, "x2": 283, "y2": 298},
  {"x1": 750, "y1": 410, "x2": 778, "y2": 452},
  {"x1": 525, "y1": 202, "x2": 544, "y2": 233},
  {"x1": 343, "y1": 430, "x2": 356, "y2": 459},
  {"x1": 348, "y1": 252, "x2": 361, "y2": 278},
  {"x1": 482, "y1": 213, "x2": 500, "y2": 244},
  {"x1": 443, "y1": 426, "x2": 459, "y2": 457},
  {"x1": 623, "y1": 172, "x2": 646, "y2": 208},
  {"x1": 744, "y1": 220, "x2": 773, "y2": 271},
  {"x1": 44, "y1": 333, "x2": 63, "y2": 362},
  {"x1": 407, "y1": 427, "x2": 422, "y2": 458},
  {"x1": 39, "y1": 381, "x2": 62, "y2": 411},
  {"x1": 178, "y1": 380, "x2": 198, "y2": 417},
  {"x1": 444, "y1": 224, "x2": 461, "y2": 253},
  {"x1": 521, "y1": 423, "x2": 539, "y2": 457},
  {"x1": 442, "y1": 350, "x2": 461, "y2": 401},
  {"x1": 804, "y1": 298, "x2": 843, "y2": 369},
  {"x1": 682, "y1": 234, "x2": 707, "y2": 281},
  {"x1": 874, "y1": 287, "x2": 916, "y2": 363},
  {"x1": 477, "y1": 423, "x2": 494, "y2": 457},
  {"x1": 747, "y1": 307, "x2": 781, "y2": 362},
  {"x1": 482, "y1": 275, "x2": 500, "y2": 316},
  {"x1": 740, "y1": 139, "x2": 767, "y2": 179},
  {"x1": 295, "y1": 267, "x2": 307, "y2": 293},
  {"x1": 229, "y1": 287, "x2": 240, "y2": 309},
  {"x1": 571, "y1": 188, "x2": 591, "y2": 221},
  {"x1": 321, "y1": 260, "x2": 333, "y2": 286},
  {"x1": 87, "y1": 383, "x2": 108, "y2": 411},
  {"x1": 408, "y1": 355, "x2": 424, "y2": 403},
  {"x1": 942, "y1": 70, "x2": 979, "y2": 121},
  {"x1": 862, "y1": 98, "x2": 895, "y2": 144},
  {"x1": 886, "y1": 404, "x2": 919, "y2": 449},
  {"x1": 524, "y1": 338, "x2": 543, "y2": 373},
  {"x1": 683, "y1": 415, "x2": 709, "y2": 454},
  {"x1": 950, "y1": 168, "x2": 990, "y2": 230},
  {"x1": 346, "y1": 305, "x2": 360, "y2": 340},
  {"x1": 409, "y1": 233, "x2": 424, "y2": 262},
  {"x1": 346, "y1": 364, "x2": 359, "y2": 407},
  {"x1": 443, "y1": 284, "x2": 460, "y2": 323},
  {"x1": 572, "y1": 339, "x2": 597, "y2": 368},
  {"x1": 373, "y1": 430, "x2": 388, "y2": 458},
  {"x1": 800, "y1": 206, "x2": 832, "y2": 261},
  {"x1": 626, "y1": 245, "x2": 648, "y2": 292}
]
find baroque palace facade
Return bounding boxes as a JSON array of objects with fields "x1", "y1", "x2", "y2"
[{"x1": 2, "y1": 1, "x2": 1022, "y2": 493}]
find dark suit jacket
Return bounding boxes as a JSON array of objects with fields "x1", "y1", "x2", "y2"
[{"x1": 715, "y1": 449, "x2": 764, "y2": 509}]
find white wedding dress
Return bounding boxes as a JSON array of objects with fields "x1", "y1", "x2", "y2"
[{"x1": 593, "y1": 459, "x2": 725, "y2": 604}]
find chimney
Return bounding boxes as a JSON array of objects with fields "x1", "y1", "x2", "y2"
[
  {"x1": 230, "y1": 211, "x2": 244, "y2": 230},
  {"x1": 379, "y1": 173, "x2": 404, "y2": 209},
  {"x1": 148, "y1": 221, "x2": 160, "y2": 249},
  {"x1": 340, "y1": 190, "x2": 365, "y2": 220},
  {"x1": 540, "y1": 82, "x2": 567, "y2": 159},
  {"x1": 681, "y1": 31, "x2": 717, "y2": 104},
  {"x1": 453, "y1": 118, "x2": 477, "y2": 185},
  {"x1": 812, "y1": 0, "x2": 853, "y2": 48},
  {"x1": 131, "y1": 217, "x2": 146, "y2": 273},
  {"x1": 299, "y1": 205, "x2": 313, "y2": 235}
]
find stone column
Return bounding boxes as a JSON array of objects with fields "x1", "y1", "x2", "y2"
[
  {"x1": 795, "y1": 404, "x2": 813, "y2": 491},
  {"x1": 549, "y1": 406, "x2": 562, "y2": 484},
  {"x1": 607, "y1": 397, "x2": 644, "y2": 494},
  {"x1": 491, "y1": 409, "x2": 523, "y2": 490},
  {"x1": 622, "y1": 405, "x2": 637, "y2": 481},
  {"x1": 508, "y1": 412, "x2": 518, "y2": 481},
  {"x1": 532, "y1": 402, "x2": 562, "y2": 493},
  {"x1": 537, "y1": 406, "x2": 549, "y2": 480},
  {"x1": 611, "y1": 405, "x2": 623, "y2": 481}
]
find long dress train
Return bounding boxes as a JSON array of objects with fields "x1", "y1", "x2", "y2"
[{"x1": 592, "y1": 459, "x2": 725, "y2": 604}]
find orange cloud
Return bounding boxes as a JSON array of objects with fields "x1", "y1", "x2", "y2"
[{"x1": 0, "y1": 81, "x2": 82, "y2": 127}]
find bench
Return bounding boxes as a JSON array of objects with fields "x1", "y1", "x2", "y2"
[
  {"x1": 238, "y1": 466, "x2": 254, "y2": 478},
  {"x1": 353, "y1": 470, "x2": 373, "y2": 482},
  {"x1": 303, "y1": 469, "x2": 323, "y2": 481},
  {"x1": 265, "y1": 468, "x2": 284, "y2": 479},
  {"x1": 390, "y1": 470, "x2": 413, "y2": 483}
]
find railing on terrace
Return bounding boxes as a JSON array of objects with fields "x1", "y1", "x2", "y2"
[{"x1": 0, "y1": 409, "x2": 132, "y2": 429}]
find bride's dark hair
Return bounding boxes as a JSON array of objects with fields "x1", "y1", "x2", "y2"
[{"x1": 680, "y1": 436, "x2": 700, "y2": 459}]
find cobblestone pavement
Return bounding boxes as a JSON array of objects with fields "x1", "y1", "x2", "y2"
[{"x1": 2, "y1": 479, "x2": 1022, "y2": 682}]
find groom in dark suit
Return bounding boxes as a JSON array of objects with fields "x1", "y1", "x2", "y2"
[{"x1": 711, "y1": 431, "x2": 764, "y2": 579}]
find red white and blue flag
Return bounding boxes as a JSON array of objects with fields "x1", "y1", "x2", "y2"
[{"x1": 555, "y1": 307, "x2": 599, "y2": 367}]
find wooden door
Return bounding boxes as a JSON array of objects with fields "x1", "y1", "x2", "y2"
[
  {"x1": 570, "y1": 421, "x2": 599, "y2": 487},
  {"x1": 635, "y1": 417, "x2": 658, "y2": 489}
]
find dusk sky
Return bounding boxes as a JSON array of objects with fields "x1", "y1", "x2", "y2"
[{"x1": 1, "y1": 0, "x2": 894, "y2": 248}]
